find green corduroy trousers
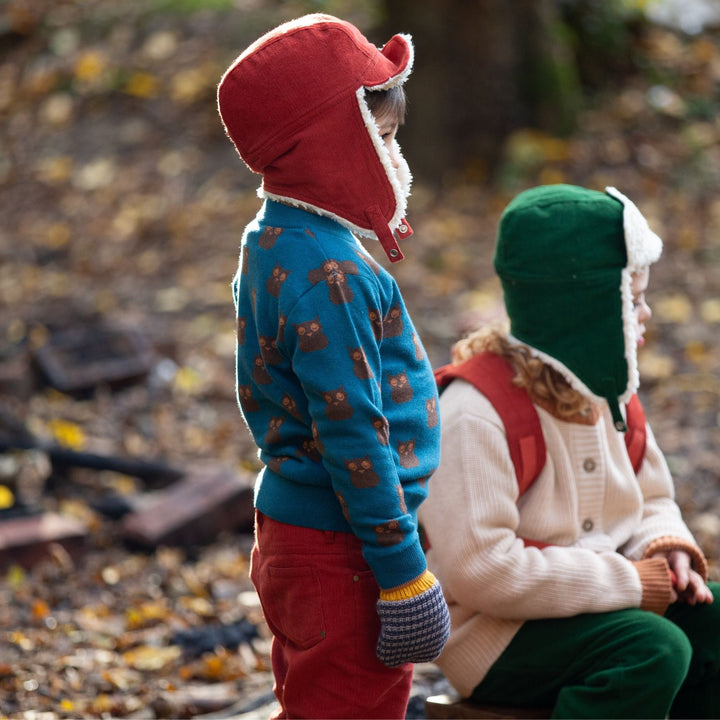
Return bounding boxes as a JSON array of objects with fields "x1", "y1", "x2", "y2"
[{"x1": 470, "y1": 582, "x2": 720, "y2": 719}]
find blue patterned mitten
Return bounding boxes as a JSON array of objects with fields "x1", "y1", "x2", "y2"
[{"x1": 376, "y1": 571, "x2": 451, "y2": 667}]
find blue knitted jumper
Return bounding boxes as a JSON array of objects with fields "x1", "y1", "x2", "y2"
[{"x1": 233, "y1": 201, "x2": 440, "y2": 589}]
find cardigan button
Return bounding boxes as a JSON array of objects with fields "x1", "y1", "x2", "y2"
[
  {"x1": 582, "y1": 518, "x2": 594, "y2": 532},
  {"x1": 583, "y1": 457, "x2": 596, "y2": 472}
]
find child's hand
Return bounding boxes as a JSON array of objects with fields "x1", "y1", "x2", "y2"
[
  {"x1": 665, "y1": 550, "x2": 713, "y2": 606},
  {"x1": 376, "y1": 571, "x2": 450, "y2": 667}
]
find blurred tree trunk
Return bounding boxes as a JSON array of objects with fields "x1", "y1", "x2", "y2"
[{"x1": 378, "y1": 0, "x2": 581, "y2": 185}]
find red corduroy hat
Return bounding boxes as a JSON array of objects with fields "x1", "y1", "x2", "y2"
[{"x1": 217, "y1": 14, "x2": 414, "y2": 262}]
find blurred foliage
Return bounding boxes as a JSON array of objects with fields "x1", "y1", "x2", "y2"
[{"x1": 2, "y1": 2, "x2": 720, "y2": 714}]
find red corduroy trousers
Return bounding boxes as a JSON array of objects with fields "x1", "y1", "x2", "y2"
[{"x1": 250, "y1": 512, "x2": 413, "y2": 719}]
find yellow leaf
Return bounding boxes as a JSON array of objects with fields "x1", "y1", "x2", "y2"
[
  {"x1": 47, "y1": 419, "x2": 85, "y2": 450},
  {"x1": 125, "y1": 601, "x2": 168, "y2": 630},
  {"x1": 44, "y1": 222, "x2": 71, "y2": 250},
  {"x1": 170, "y1": 65, "x2": 215, "y2": 104},
  {"x1": 0, "y1": 485, "x2": 15, "y2": 510},
  {"x1": 92, "y1": 694, "x2": 114, "y2": 713},
  {"x1": 9, "y1": 631, "x2": 33, "y2": 651},
  {"x1": 174, "y1": 365, "x2": 202, "y2": 394},
  {"x1": 122, "y1": 644, "x2": 182, "y2": 671},
  {"x1": 74, "y1": 50, "x2": 107, "y2": 82},
  {"x1": 179, "y1": 596, "x2": 215, "y2": 616},
  {"x1": 653, "y1": 293, "x2": 693, "y2": 323},
  {"x1": 6, "y1": 564, "x2": 25, "y2": 589},
  {"x1": 538, "y1": 167, "x2": 567, "y2": 185},
  {"x1": 638, "y1": 349, "x2": 675, "y2": 379},
  {"x1": 34, "y1": 155, "x2": 73, "y2": 184},
  {"x1": 700, "y1": 298, "x2": 720, "y2": 323},
  {"x1": 124, "y1": 72, "x2": 160, "y2": 99}
]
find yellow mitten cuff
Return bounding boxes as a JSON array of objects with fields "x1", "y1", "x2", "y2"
[{"x1": 379, "y1": 570, "x2": 436, "y2": 601}]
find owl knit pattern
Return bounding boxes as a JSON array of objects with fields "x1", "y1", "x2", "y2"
[{"x1": 233, "y1": 201, "x2": 440, "y2": 589}]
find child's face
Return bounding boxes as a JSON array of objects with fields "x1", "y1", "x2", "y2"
[
  {"x1": 373, "y1": 110, "x2": 411, "y2": 200},
  {"x1": 631, "y1": 267, "x2": 651, "y2": 347},
  {"x1": 375, "y1": 114, "x2": 401, "y2": 172}
]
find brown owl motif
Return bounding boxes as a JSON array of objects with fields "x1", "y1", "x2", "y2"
[
  {"x1": 349, "y1": 347, "x2": 373, "y2": 379},
  {"x1": 372, "y1": 416, "x2": 389, "y2": 446},
  {"x1": 336, "y1": 491, "x2": 351, "y2": 523},
  {"x1": 297, "y1": 438, "x2": 322, "y2": 463},
  {"x1": 240, "y1": 245, "x2": 249, "y2": 275},
  {"x1": 388, "y1": 372, "x2": 413, "y2": 403},
  {"x1": 265, "y1": 416, "x2": 285, "y2": 445},
  {"x1": 398, "y1": 439, "x2": 419, "y2": 468},
  {"x1": 259, "y1": 226, "x2": 283, "y2": 249},
  {"x1": 374, "y1": 520, "x2": 404, "y2": 547},
  {"x1": 412, "y1": 333, "x2": 425, "y2": 361},
  {"x1": 396, "y1": 484, "x2": 408, "y2": 514},
  {"x1": 307, "y1": 259, "x2": 359, "y2": 305},
  {"x1": 355, "y1": 249, "x2": 380, "y2": 275},
  {"x1": 252, "y1": 354, "x2": 273, "y2": 385},
  {"x1": 259, "y1": 335, "x2": 283, "y2": 365},
  {"x1": 294, "y1": 317, "x2": 328, "y2": 352},
  {"x1": 281, "y1": 393, "x2": 303, "y2": 420},
  {"x1": 322, "y1": 386, "x2": 354, "y2": 421},
  {"x1": 426, "y1": 397, "x2": 438, "y2": 428},
  {"x1": 311, "y1": 421, "x2": 325, "y2": 454},
  {"x1": 266, "y1": 263, "x2": 291, "y2": 297},
  {"x1": 238, "y1": 384, "x2": 259, "y2": 412},
  {"x1": 237, "y1": 316, "x2": 247, "y2": 345},
  {"x1": 417, "y1": 473, "x2": 431, "y2": 488},
  {"x1": 345, "y1": 455, "x2": 380, "y2": 488},
  {"x1": 382, "y1": 305, "x2": 404, "y2": 338},
  {"x1": 278, "y1": 314, "x2": 287, "y2": 343},
  {"x1": 267, "y1": 456, "x2": 289, "y2": 474},
  {"x1": 368, "y1": 309, "x2": 383, "y2": 341}
]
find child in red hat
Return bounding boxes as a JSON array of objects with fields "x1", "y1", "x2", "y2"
[{"x1": 218, "y1": 14, "x2": 450, "y2": 719}]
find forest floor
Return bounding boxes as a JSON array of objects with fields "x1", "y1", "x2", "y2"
[{"x1": 2, "y1": 1, "x2": 720, "y2": 718}]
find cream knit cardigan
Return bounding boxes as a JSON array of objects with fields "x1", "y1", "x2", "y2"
[{"x1": 419, "y1": 378, "x2": 706, "y2": 699}]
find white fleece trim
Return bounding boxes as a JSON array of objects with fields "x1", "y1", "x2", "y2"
[
  {"x1": 364, "y1": 33, "x2": 415, "y2": 90},
  {"x1": 258, "y1": 185, "x2": 377, "y2": 240},
  {"x1": 355, "y1": 86, "x2": 412, "y2": 231},
  {"x1": 605, "y1": 187, "x2": 663, "y2": 271},
  {"x1": 620, "y1": 267, "x2": 640, "y2": 402}
]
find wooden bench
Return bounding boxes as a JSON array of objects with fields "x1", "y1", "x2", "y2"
[{"x1": 425, "y1": 692, "x2": 552, "y2": 719}]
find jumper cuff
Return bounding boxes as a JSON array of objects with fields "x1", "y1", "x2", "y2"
[
  {"x1": 643, "y1": 536, "x2": 708, "y2": 581},
  {"x1": 632, "y1": 557, "x2": 673, "y2": 615},
  {"x1": 380, "y1": 570, "x2": 436, "y2": 601}
]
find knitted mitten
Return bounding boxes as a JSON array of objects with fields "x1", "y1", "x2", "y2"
[{"x1": 376, "y1": 570, "x2": 450, "y2": 668}]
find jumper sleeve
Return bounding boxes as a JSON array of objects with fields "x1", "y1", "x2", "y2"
[
  {"x1": 420, "y1": 382, "x2": 654, "y2": 620},
  {"x1": 619, "y1": 423, "x2": 706, "y2": 576}
]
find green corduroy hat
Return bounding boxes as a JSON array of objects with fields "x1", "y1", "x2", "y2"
[{"x1": 494, "y1": 184, "x2": 662, "y2": 430}]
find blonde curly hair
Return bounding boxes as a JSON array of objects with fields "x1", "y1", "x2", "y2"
[{"x1": 451, "y1": 326, "x2": 593, "y2": 419}]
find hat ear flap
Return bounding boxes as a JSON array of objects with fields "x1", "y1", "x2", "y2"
[
  {"x1": 605, "y1": 187, "x2": 662, "y2": 270},
  {"x1": 365, "y1": 33, "x2": 414, "y2": 90}
]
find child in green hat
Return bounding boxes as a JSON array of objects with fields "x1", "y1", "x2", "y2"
[{"x1": 420, "y1": 184, "x2": 720, "y2": 718}]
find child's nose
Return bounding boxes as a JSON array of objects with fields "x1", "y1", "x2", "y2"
[{"x1": 385, "y1": 141, "x2": 400, "y2": 170}]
